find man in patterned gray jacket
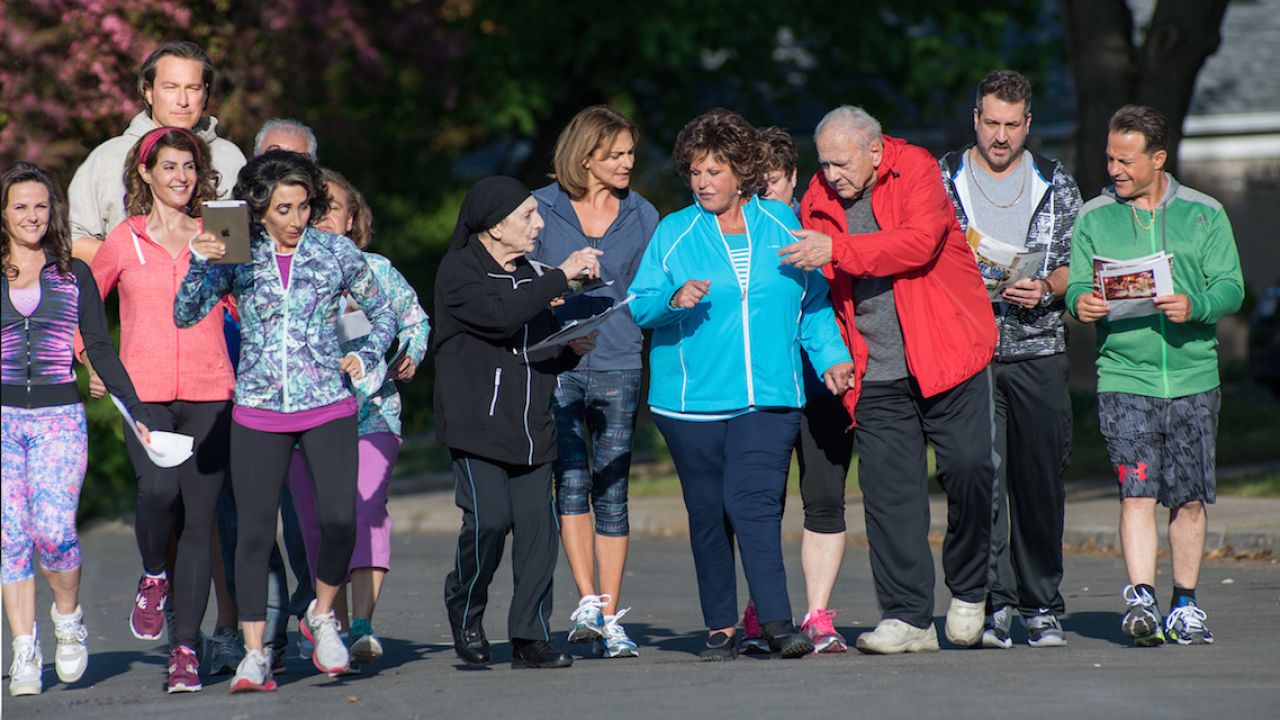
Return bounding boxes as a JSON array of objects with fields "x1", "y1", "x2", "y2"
[{"x1": 939, "y1": 69, "x2": 1083, "y2": 649}]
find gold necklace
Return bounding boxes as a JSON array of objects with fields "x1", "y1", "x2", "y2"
[
  {"x1": 1131, "y1": 203, "x2": 1156, "y2": 231},
  {"x1": 968, "y1": 149, "x2": 1027, "y2": 209}
]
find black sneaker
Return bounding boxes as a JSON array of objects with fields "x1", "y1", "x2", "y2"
[
  {"x1": 452, "y1": 625, "x2": 491, "y2": 666},
  {"x1": 510, "y1": 639, "x2": 573, "y2": 669},
  {"x1": 761, "y1": 620, "x2": 814, "y2": 658},
  {"x1": 699, "y1": 631, "x2": 738, "y2": 661}
]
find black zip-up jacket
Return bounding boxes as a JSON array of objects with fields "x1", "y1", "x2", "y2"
[
  {"x1": 1, "y1": 255, "x2": 151, "y2": 425},
  {"x1": 432, "y1": 240, "x2": 580, "y2": 466}
]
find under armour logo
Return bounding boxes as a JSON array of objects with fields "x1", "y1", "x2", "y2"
[{"x1": 1117, "y1": 462, "x2": 1149, "y2": 483}]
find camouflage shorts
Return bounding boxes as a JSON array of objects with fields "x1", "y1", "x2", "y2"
[{"x1": 1096, "y1": 389, "x2": 1221, "y2": 508}]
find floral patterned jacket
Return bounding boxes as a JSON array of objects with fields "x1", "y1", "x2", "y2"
[
  {"x1": 342, "y1": 253, "x2": 430, "y2": 437},
  {"x1": 174, "y1": 226, "x2": 396, "y2": 412}
]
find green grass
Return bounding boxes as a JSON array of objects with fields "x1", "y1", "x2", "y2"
[{"x1": 1217, "y1": 469, "x2": 1280, "y2": 497}]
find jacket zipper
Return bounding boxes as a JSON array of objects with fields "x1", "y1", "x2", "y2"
[
  {"x1": 1149, "y1": 207, "x2": 1170, "y2": 396},
  {"x1": 172, "y1": 257, "x2": 181, "y2": 399},
  {"x1": 488, "y1": 368, "x2": 502, "y2": 416},
  {"x1": 25, "y1": 316, "x2": 32, "y2": 403},
  {"x1": 520, "y1": 325, "x2": 534, "y2": 464},
  {"x1": 272, "y1": 247, "x2": 292, "y2": 410},
  {"x1": 715, "y1": 209, "x2": 755, "y2": 405}
]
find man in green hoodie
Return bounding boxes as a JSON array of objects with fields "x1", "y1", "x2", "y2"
[{"x1": 1067, "y1": 105, "x2": 1244, "y2": 648}]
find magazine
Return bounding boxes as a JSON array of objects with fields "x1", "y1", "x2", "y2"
[
  {"x1": 1093, "y1": 252, "x2": 1175, "y2": 320},
  {"x1": 965, "y1": 226, "x2": 1047, "y2": 301}
]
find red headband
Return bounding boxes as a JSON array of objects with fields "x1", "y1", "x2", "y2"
[{"x1": 138, "y1": 127, "x2": 202, "y2": 167}]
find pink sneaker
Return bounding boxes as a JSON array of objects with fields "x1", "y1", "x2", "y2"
[
  {"x1": 167, "y1": 645, "x2": 202, "y2": 693},
  {"x1": 130, "y1": 575, "x2": 169, "y2": 641},
  {"x1": 740, "y1": 602, "x2": 770, "y2": 655},
  {"x1": 801, "y1": 608, "x2": 848, "y2": 653}
]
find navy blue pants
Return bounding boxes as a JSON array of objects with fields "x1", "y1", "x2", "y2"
[{"x1": 654, "y1": 410, "x2": 801, "y2": 630}]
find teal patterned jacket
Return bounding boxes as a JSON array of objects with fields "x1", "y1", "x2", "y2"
[
  {"x1": 174, "y1": 226, "x2": 396, "y2": 412},
  {"x1": 342, "y1": 253, "x2": 430, "y2": 437}
]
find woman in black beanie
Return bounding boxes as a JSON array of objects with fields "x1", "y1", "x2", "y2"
[{"x1": 433, "y1": 176, "x2": 602, "y2": 668}]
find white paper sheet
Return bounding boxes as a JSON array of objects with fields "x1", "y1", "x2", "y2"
[
  {"x1": 336, "y1": 309, "x2": 373, "y2": 344},
  {"x1": 1094, "y1": 252, "x2": 1176, "y2": 321},
  {"x1": 966, "y1": 226, "x2": 1047, "y2": 301},
  {"x1": 110, "y1": 395, "x2": 194, "y2": 468},
  {"x1": 528, "y1": 295, "x2": 634, "y2": 353}
]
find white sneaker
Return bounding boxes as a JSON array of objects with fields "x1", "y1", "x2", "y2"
[
  {"x1": 230, "y1": 648, "x2": 276, "y2": 693},
  {"x1": 350, "y1": 633, "x2": 384, "y2": 665},
  {"x1": 9, "y1": 634, "x2": 43, "y2": 696},
  {"x1": 597, "y1": 608, "x2": 639, "y2": 658},
  {"x1": 567, "y1": 594, "x2": 609, "y2": 643},
  {"x1": 302, "y1": 600, "x2": 349, "y2": 675},
  {"x1": 945, "y1": 598, "x2": 985, "y2": 646},
  {"x1": 50, "y1": 603, "x2": 88, "y2": 683},
  {"x1": 854, "y1": 619, "x2": 940, "y2": 655}
]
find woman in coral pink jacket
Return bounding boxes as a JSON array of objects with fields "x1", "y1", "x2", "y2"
[{"x1": 85, "y1": 127, "x2": 234, "y2": 693}]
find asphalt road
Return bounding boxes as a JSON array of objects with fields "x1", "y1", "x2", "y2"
[{"x1": 3, "y1": 524, "x2": 1278, "y2": 719}]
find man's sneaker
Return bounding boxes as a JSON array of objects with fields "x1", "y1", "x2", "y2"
[
  {"x1": 944, "y1": 597, "x2": 984, "y2": 646},
  {"x1": 854, "y1": 619, "x2": 940, "y2": 655},
  {"x1": 50, "y1": 603, "x2": 88, "y2": 683},
  {"x1": 349, "y1": 618, "x2": 384, "y2": 664},
  {"x1": 567, "y1": 594, "x2": 609, "y2": 643},
  {"x1": 130, "y1": 574, "x2": 169, "y2": 641},
  {"x1": 1121, "y1": 585, "x2": 1166, "y2": 646},
  {"x1": 302, "y1": 599, "x2": 350, "y2": 675},
  {"x1": 8, "y1": 634, "x2": 42, "y2": 697},
  {"x1": 1026, "y1": 612, "x2": 1068, "y2": 647},
  {"x1": 167, "y1": 644, "x2": 202, "y2": 693},
  {"x1": 739, "y1": 602, "x2": 769, "y2": 655},
  {"x1": 801, "y1": 608, "x2": 848, "y2": 653},
  {"x1": 229, "y1": 649, "x2": 276, "y2": 693},
  {"x1": 596, "y1": 608, "x2": 639, "y2": 658},
  {"x1": 267, "y1": 646, "x2": 286, "y2": 675},
  {"x1": 1165, "y1": 603, "x2": 1214, "y2": 645},
  {"x1": 981, "y1": 605, "x2": 1016, "y2": 649},
  {"x1": 761, "y1": 619, "x2": 815, "y2": 658},
  {"x1": 296, "y1": 633, "x2": 314, "y2": 661},
  {"x1": 699, "y1": 631, "x2": 738, "y2": 661},
  {"x1": 203, "y1": 627, "x2": 244, "y2": 675}
]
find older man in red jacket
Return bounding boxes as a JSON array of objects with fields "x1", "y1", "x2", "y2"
[{"x1": 780, "y1": 105, "x2": 997, "y2": 654}]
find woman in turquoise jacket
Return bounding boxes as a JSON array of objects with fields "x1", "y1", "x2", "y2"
[{"x1": 628, "y1": 110, "x2": 853, "y2": 660}]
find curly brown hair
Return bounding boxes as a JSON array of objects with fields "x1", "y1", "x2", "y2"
[
  {"x1": 3, "y1": 163, "x2": 73, "y2": 280},
  {"x1": 672, "y1": 109, "x2": 768, "y2": 199},
  {"x1": 320, "y1": 168, "x2": 374, "y2": 249},
  {"x1": 760, "y1": 126, "x2": 798, "y2": 175},
  {"x1": 123, "y1": 128, "x2": 218, "y2": 218}
]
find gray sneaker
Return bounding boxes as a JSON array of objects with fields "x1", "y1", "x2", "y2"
[
  {"x1": 981, "y1": 606, "x2": 1016, "y2": 649},
  {"x1": 1026, "y1": 612, "x2": 1067, "y2": 647},
  {"x1": 203, "y1": 626, "x2": 245, "y2": 675},
  {"x1": 302, "y1": 600, "x2": 349, "y2": 675}
]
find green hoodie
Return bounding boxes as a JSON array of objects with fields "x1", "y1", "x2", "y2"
[{"x1": 1066, "y1": 176, "x2": 1244, "y2": 398}]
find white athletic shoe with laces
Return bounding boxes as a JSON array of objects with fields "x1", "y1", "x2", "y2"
[
  {"x1": 302, "y1": 600, "x2": 350, "y2": 675},
  {"x1": 9, "y1": 634, "x2": 43, "y2": 697},
  {"x1": 596, "y1": 608, "x2": 639, "y2": 658},
  {"x1": 567, "y1": 594, "x2": 609, "y2": 643},
  {"x1": 50, "y1": 603, "x2": 88, "y2": 683},
  {"x1": 945, "y1": 598, "x2": 985, "y2": 646}
]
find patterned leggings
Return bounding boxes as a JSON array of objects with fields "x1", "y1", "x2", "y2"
[{"x1": 1, "y1": 403, "x2": 88, "y2": 584}]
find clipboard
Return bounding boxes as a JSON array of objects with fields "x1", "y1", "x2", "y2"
[
  {"x1": 528, "y1": 295, "x2": 634, "y2": 352},
  {"x1": 202, "y1": 200, "x2": 252, "y2": 264}
]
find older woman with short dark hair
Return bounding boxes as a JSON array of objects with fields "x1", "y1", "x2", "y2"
[
  {"x1": 175, "y1": 151, "x2": 396, "y2": 691},
  {"x1": 627, "y1": 110, "x2": 853, "y2": 660}
]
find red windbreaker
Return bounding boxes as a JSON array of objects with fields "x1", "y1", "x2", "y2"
[{"x1": 800, "y1": 134, "x2": 996, "y2": 424}]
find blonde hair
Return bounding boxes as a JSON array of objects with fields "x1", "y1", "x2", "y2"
[
  {"x1": 320, "y1": 168, "x2": 374, "y2": 249},
  {"x1": 551, "y1": 106, "x2": 639, "y2": 200}
]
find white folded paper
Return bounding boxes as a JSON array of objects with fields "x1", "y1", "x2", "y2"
[
  {"x1": 336, "y1": 309, "x2": 373, "y2": 344},
  {"x1": 109, "y1": 395, "x2": 195, "y2": 468},
  {"x1": 1093, "y1": 252, "x2": 1175, "y2": 321},
  {"x1": 966, "y1": 226, "x2": 1047, "y2": 302}
]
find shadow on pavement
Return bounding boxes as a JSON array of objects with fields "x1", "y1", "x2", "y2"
[{"x1": 1062, "y1": 611, "x2": 1127, "y2": 645}]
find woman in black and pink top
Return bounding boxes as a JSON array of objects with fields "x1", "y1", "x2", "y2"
[{"x1": 1, "y1": 162, "x2": 151, "y2": 698}]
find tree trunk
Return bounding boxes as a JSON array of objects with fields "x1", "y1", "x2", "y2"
[{"x1": 1063, "y1": 0, "x2": 1231, "y2": 197}]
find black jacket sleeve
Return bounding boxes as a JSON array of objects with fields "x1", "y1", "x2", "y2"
[
  {"x1": 72, "y1": 260, "x2": 152, "y2": 427},
  {"x1": 436, "y1": 252, "x2": 570, "y2": 340}
]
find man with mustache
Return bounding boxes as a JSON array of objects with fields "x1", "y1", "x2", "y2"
[{"x1": 939, "y1": 69, "x2": 1082, "y2": 649}]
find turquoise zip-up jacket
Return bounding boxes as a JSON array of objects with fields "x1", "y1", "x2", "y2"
[
  {"x1": 628, "y1": 196, "x2": 851, "y2": 414},
  {"x1": 174, "y1": 226, "x2": 396, "y2": 412}
]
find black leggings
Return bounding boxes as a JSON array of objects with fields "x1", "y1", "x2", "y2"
[
  {"x1": 124, "y1": 400, "x2": 231, "y2": 647},
  {"x1": 230, "y1": 415, "x2": 358, "y2": 622}
]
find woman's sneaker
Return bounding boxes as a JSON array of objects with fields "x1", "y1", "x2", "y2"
[
  {"x1": 1165, "y1": 602, "x2": 1214, "y2": 645},
  {"x1": 130, "y1": 574, "x2": 169, "y2": 641},
  {"x1": 167, "y1": 645, "x2": 202, "y2": 693},
  {"x1": 203, "y1": 626, "x2": 245, "y2": 675},
  {"x1": 596, "y1": 608, "x2": 639, "y2": 658},
  {"x1": 50, "y1": 603, "x2": 89, "y2": 683},
  {"x1": 739, "y1": 602, "x2": 769, "y2": 655},
  {"x1": 349, "y1": 618, "x2": 384, "y2": 665},
  {"x1": 302, "y1": 600, "x2": 350, "y2": 675},
  {"x1": 230, "y1": 649, "x2": 276, "y2": 693},
  {"x1": 761, "y1": 620, "x2": 815, "y2": 658},
  {"x1": 801, "y1": 608, "x2": 847, "y2": 653},
  {"x1": 699, "y1": 631, "x2": 738, "y2": 661},
  {"x1": 1121, "y1": 585, "x2": 1166, "y2": 647},
  {"x1": 567, "y1": 594, "x2": 609, "y2": 643},
  {"x1": 8, "y1": 634, "x2": 42, "y2": 697}
]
